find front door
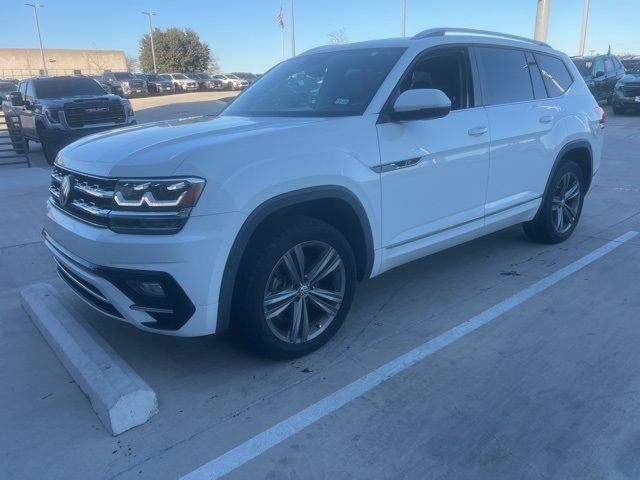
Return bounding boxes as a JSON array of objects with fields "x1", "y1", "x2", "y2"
[{"x1": 377, "y1": 47, "x2": 490, "y2": 268}]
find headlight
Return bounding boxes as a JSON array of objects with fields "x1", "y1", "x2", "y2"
[
  {"x1": 110, "y1": 178, "x2": 205, "y2": 234},
  {"x1": 43, "y1": 107, "x2": 61, "y2": 123}
]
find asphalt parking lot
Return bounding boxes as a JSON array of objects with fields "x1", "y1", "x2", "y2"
[{"x1": 1, "y1": 97, "x2": 639, "y2": 479}]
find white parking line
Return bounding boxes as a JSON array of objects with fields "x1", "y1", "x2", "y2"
[{"x1": 182, "y1": 231, "x2": 639, "y2": 480}]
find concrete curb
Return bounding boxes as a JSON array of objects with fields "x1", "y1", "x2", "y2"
[{"x1": 21, "y1": 283, "x2": 158, "y2": 435}]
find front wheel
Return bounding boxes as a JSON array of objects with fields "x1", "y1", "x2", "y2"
[
  {"x1": 235, "y1": 218, "x2": 356, "y2": 358},
  {"x1": 523, "y1": 160, "x2": 585, "y2": 244},
  {"x1": 41, "y1": 137, "x2": 59, "y2": 165}
]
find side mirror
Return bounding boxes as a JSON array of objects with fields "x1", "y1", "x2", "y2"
[
  {"x1": 390, "y1": 89, "x2": 451, "y2": 122},
  {"x1": 8, "y1": 91, "x2": 24, "y2": 107},
  {"x1": 594, "y1": 70, "x2": 605, "y2": 78}
]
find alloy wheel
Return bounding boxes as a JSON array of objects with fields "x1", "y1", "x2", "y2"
[
  {"x1": 551, "y1": 171, "x2": 581, "y2": 235},
  {"x1": 263, "y1": 241, "x2": 346, "y2": 344}
]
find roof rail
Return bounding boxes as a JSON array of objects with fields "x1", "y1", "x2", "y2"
[{"x1": 412, "y1": 28, "x2": 550, "y2": 48}]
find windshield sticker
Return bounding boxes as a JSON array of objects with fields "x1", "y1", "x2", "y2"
[{"x1": 334, "y1": 98, "x2": 350, "y2": 105}]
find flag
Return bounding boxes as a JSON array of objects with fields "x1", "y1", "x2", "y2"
[{"x1": 277, "y1": 4, "x2": 284, "y2": 29}]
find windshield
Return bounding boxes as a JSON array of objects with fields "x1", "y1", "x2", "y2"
[
  {"x1": 172, "y1": 74, "x2": 188, "y2": 80},
  {"x1": 227, "y1": 74, "x2": 240, "y2": 79},
  {"x1": 113, "y1": 72, "x2": 133, "y2": 80},
  {"x1": 0, "y1": 82, "x2": 17, "y2": 93},
  {"x1": 630, "y1": 64, "x2": 640, "y2": 74},
  {"x1": 146, "y1": 74, "x2": 161, "y2": 81},
  {"x1": 34, "y1": 77, "x2": 106, "y2": 98},
  {"x1": 223, "y1": 47, "x2": 405, "y2": 118},
  {"x1": 159, "y1": 74, "x2": 171, "y2": 81},
  {"x1": 572, "y1": 59, "x2": 593, "y2": 77}
]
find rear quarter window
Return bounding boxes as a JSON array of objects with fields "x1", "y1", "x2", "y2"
[{"x1": 535, "y1": 54, "x2": 573, "y2": 97}]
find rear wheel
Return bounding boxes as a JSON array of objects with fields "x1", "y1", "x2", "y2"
[
  {"x1": 235, "y1": 218, "x2": 356, "y2": 358},
  {"x1": 523, "y1": 161, "x2": 585, "y2": 244}
]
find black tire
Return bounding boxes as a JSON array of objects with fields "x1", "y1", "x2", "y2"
[
  {"x1": 226, "y1": 82, "x2": 234, "y2": 91},
  {"x1": 234, "y1": 217, "x2": 357, "y2": 358},
  {"x1": 613, "y1": 104, "x2": 625, "y2": 115},
  {"x1": 41, "y1": 138, "x2": 59, "y2": 165},
  {"x1": 523, "y1": 160, "x2": 585, "y2": 244}
]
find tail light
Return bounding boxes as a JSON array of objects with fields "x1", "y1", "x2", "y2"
[{"x1": 595, "y1": 106, "x2": 606, "y2": 128}]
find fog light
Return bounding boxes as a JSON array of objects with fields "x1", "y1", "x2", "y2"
[{"x1": 127, "y1": 280, "x2": 165, "y2": 298}]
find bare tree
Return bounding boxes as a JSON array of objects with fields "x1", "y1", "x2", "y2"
[
  {"x1": 83, "y1": 51, "x2": 109, "y2": 75},
  {"x1": 328, "y1": 27, "x2": 348, "y2": 45},
  {"x1": 126, "y1": 55, "x2": 140, "y2": 73}
]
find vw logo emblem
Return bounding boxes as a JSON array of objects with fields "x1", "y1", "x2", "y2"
[{"x1": 59, "y1": 175, "x2": 73, "y2": 207}]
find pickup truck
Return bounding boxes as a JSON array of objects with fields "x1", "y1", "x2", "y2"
[{"x1": 2, "y1": 76, "x2": 136, "y2": 164}]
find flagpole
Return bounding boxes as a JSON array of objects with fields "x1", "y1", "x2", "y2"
[
  {"x1": 281, "y1": 26, "x2": 285, "y2": 60},
  {"x1": 290, "y1": 0, "x2": 296, "y2": 57},
  {"x1": 402, "y1": 0, "x2": 406, "y2": 37}
]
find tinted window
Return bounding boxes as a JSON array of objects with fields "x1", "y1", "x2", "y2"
[
  {"x1": 26, "y1": 81, "x2": 36, "y2": 100},
  {"x1": 0, "y1": 82, "x2": 17, "y2": 94},
  {"x1": 223, "y1": 47, "x2": 405, "y2": 117},
  {"x1": 572, "y1": 58, "x2": 593, "y2": 76},
  {"x1": 34, "y1": 77, "x2": 105, "y2": 98},
  {"x1": 113, "y1": 72, "x2": 133, "y2": 80},
  {"x1": 604, "y1": 58, "x2": 614, "y2": 74},
  {"x1": 19, "y1": 82, "x2": 27, "y2": 96},
  {"x1": 399, "y1": 48, "x2": 473, "y2": 110},
  {"x1": 477, "y1": 47, "x2": 534, "y2": 105},
  {"x1": 526, "y1": 52, "x2": 547, "y2": 100},
  {"x1": 535, "y1": 54, "x2": 573, "y2": 97},
  {"x1": 593, "y1": 59, "x2": 605, "y2": 76}
]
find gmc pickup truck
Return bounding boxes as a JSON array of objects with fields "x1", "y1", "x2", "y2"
[{"x1": 3, "y1": 76, "x2": 136, "y2": 164}]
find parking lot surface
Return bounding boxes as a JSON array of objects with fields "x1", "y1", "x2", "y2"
[{"x1": 1, "y1": 98, "x2": 639, "y2": 479}]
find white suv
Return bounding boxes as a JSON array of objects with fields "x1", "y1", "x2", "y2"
[
  {"x1": 212, "y1": 74, "x2": 249, "y2": 90},
  {"x1": 162, "y1": 73, "x2": 199, "y2": 92},
  {"x1": 46, "y1": 29, "x2": 604, "y2": 357}
]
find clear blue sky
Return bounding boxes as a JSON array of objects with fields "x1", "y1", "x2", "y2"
[{"x1": 3, "y1": 0, "x2": 639, "y2": 73}]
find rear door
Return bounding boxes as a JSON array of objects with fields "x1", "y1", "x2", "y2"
[{"x1": 475, "y1": 46, "x2": 560, "y2": 222}]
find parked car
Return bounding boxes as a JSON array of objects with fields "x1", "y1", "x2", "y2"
[
  {"x1": 144, "y1": 73, "x2": 174, "y2": 94},
  {"x1": 212, "y1": 74, "x2": 248, "y2": 90},
  {"x1": 612, "y1": 63, "x2": 640, "y2": 114},
  {"x1": 186, "y1": 72, "x2": 217, "y2": 90},
  {"x1": 89, "y1": 75, "x2": 112, "y2": 94},
  {"x1": 44, "y1": 29, "x2": 603, "y2": 357},
  {"x1": 2, "y1": 76, "x2": 135, "y2": 164},
  {"x1": 102, "y1": 72, "x2": 148, "y2": 97},
  {"x1": 231, "y1": 72, "x2": 259, "y2": 85},
  {"x1": 162, "y1": 73, "x2": 199, "y2": 93},
  {"x1": 571, "y1": 53, "x2": 626, "y2": 104},
  {"x1": 621, "y1": 56, "x2": 640, "y2": 73},
  {"x1": 0, "y1": 80, "x2": 17, "y2": 99}
]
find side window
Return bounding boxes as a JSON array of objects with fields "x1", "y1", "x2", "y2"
[
  {"x1": 593, "y1": 58, "x2": 605, "y2": 76},
  {"x1": 535, "y1": 53, "x2": 573, "y2": 97},
  {"x1": 476, "y1": 47, "x2": 534, "y2": 105},
  {"x1": 399, "y1": 47, "x2": 473, "y2": 110},
  {"x1": 25, "y1": 81, "x2": 36, "y2": 101},
  {"x1": 19, "y1": 82, "x2": 28, "y2": 97},
  {"x1": 604, "y1": 58, "x2": 614, "y2": 74},
  {"x1": 525, "y1": 51, "x2": 547, "y2": 100}
]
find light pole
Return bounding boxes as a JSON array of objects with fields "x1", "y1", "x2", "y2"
[
  {"x1": 534, "y1": 0, "x2": 551, "y2": 42},
  {"x1": 290, "y1": 0, "x2": 296, "y2": 57},
  {"x1": 142, "y1": 11, "x2": 157, "y2": 73},
  {"x1": 402, "y1": 0, "x2": 407, "y2": 37},
  {"x1": 578, "y1": 0, "x2": 590, "y2": 56},
  {"x1": 25, "y1": 3, "x2": 47, "y2": 76}
]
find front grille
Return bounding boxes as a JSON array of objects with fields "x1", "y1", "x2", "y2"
[
  {"x1": 128, "y1": 80, "x2": 144, "y2": 89},
  {"x1": 64, "y1": 100, "x2": 126, "y2": 128},
  {"x1": 622, "y1": 84, "x2": 640, "y2": 97},
  {"x1": 50, "y1": 166, "x2": 116, "y2": 227},
  {"x1": 56, "y1": 260, "x2": 124, "y2": 319}
]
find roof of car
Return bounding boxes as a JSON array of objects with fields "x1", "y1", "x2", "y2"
[{"x1": 300, "y1": 29, "x2": 556, "y2": 56}]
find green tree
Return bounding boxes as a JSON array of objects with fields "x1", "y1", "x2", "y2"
[{"x1": 139, "y1": 27, "x2": 211, "y2": 72}]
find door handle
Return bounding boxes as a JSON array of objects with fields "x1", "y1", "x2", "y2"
[
  {"x1": 468, "y1": 126, "x2": 488, "y2": 136},
  {"x1": 539, "y1": 115, "x2": 554, "y2": 124}
]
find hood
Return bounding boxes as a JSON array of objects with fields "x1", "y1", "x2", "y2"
[
  {"x1": 39, "y1": 94, "x2": 122, "y2": 107},
  {"x1": 620, "y1": 73, "x2": 640, "y2": 84},
  {"x1": 57, "y1": 115, "x2": 325, "y2": 177}
]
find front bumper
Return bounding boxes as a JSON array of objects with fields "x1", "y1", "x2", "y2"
[
  {"x1": 44, "y1": 201, "x2": 246, "y2": 337},
  {"x1": 613, "y1": 91, "x2": 640, "y2": 109}
]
